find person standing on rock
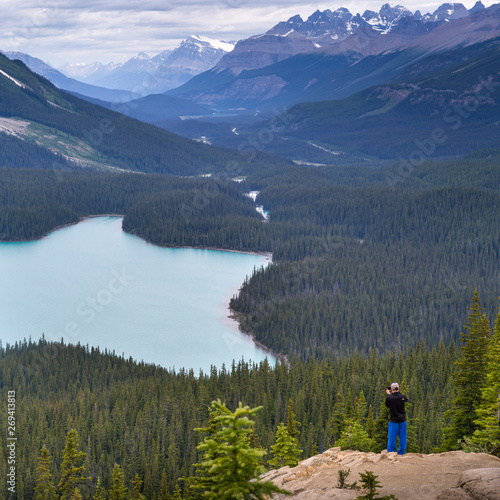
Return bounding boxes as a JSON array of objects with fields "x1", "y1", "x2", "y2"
[{"x1": 385, "y1": 382, "x2": 409, "y2": 455}]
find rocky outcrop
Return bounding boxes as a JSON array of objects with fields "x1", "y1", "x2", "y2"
[
  {"x1": 261, "y1": 447, "x2": 500, "y2": 500},
  {"x1": 437, "y1": 468, "x2": 500, "y2": 500}
]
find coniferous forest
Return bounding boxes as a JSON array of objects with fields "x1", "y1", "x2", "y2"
[{"x1": 1, "y1": 145, "x2": 500, "y2": 498}]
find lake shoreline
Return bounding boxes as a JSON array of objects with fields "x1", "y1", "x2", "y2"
[
  {"x1": 2, "y1": 214, "x2": 277, "y2": 367},
  {"x1": 228, "y1": 309, "x2": 288, "y2": 366},
  {"x1": 6, "y1": 215, "x2": 273, "y2": 260}
]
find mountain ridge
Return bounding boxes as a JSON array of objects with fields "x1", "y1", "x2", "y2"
[
  {"x1": 0, "y1": 52, "x2": 287, "y2": 175},
  {"x1": 59, "y1": 35, "x2": 235, "y2": 94},
  {"x1": 167, "y1": 2, "x2": 500, "y2": 112}
]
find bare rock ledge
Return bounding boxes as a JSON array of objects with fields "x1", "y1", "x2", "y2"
[{"x1": 261, "y1": 448, "x2": 500, "y2": 500}]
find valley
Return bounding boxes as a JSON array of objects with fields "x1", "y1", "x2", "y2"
[{"x1": 1, "y1": 2, "x2": 499, "y2": 498}]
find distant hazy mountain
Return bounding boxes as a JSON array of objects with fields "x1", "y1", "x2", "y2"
[
  {"x1": 1, "y1": 51, "x2": 140, "y2": 102},
  {"x1": 77, "y1": 92, "x2": 214, "y2": 123},
  {"x1": 59, "y1": 36, "x2": 235, "y2": 94},
  {"x1": 167, "y1": 1, "x2": 495, "y2": 112},
  {"x1": 59, "y1": 60, "x2": 121, "y2": 85},
  {"x1": 0, "y1": 51, "x2": 274, "y2": 175}
]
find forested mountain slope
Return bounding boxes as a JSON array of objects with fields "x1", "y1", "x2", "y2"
[
  {"x1": 0, "y1": 339, "x2": 459, "y2": 498},
  {"x1": 0, "y1": 53, "x2": 288, "y2": 175},
  {"x1": 1, "y1": 152, "x2": 498, "y2": 357},
  {"x1": 268, "y1": 37, "x2": 500, "y2": 160}
]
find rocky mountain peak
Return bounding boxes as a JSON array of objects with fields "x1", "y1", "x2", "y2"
[
  {"x1": 422, "y1": 2, "x2": 470, "y2": 22},
  {"x1": 470, "y1": 0, "x2": 486, "y2": 13},
  {"x1": 286, "y1": 14, "x2": 304, "y2": 25}
]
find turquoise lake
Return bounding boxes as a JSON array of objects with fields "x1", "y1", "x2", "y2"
[{"x1": 0, "y1": 216, "x2": 273, "y2": 372}]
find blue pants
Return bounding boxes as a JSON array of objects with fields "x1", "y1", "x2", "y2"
[{"x1": 387, "y1": 421, "x2": 407, "y2": 455}]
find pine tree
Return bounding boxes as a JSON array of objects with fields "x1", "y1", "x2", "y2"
[
  {"x1": 336, "y1": 419, "x2": 375, "y2": 453},
  {"x1": 355, "y1": 392, "x2": 368, "y2": 425},
  {"x1": 373, "y1": 402, "x2": 390, "y2": 452},
  {"x1": 196, "y1": 399, "x2": 288, "y2": 499},
  {"x1": 130, "y1": 474, "x2": 146, "y2": 500},
  {"x1": 70, "y1": 488, "x2": 82, "y2": 500},
  {"x1": 345, "y1": 389, "x2": 354, "y2": 420},
  {"x1": 443, "y1": 292, "x2": 491, "y2": 450},
  {"x1": 58, "y1": 429, "x2": 90, "y2": 500},
  {"x1": 171, "y1": 484, "x2": 183, "y2": 500},
  {"x1": 365, "y1": 405, "x2": 375, "y2": 439},
  {"x1": 160, "y1": 471, "x2": 170, "y2": 500},
  {"x1": 331, "y1": 393, "x2": 345, "y2": 445},
  {"x1": 268, "y1": 423, "x2": 302, "y2": 468},
  {"x1": 185, "y1": 403, "x2": 226, "y2": 498},
  {"x1": 468, "y1": 304, "x2": 500, "y2": 455},
  {"x1": 93, "y1": 478, "x2": 104, "y2": 500},
  {"x1": 286, "y1": 399, "x2": 301, "y2": 441},
  {"x1": 109, "y1": 464, "x2": 127, "y2": 500},
  {"x1": 400, "y1": 378, "x2": 418, "y2": 453},
  {"x1": 34, "y1": 445, "x2": 57, "y2": 500}
]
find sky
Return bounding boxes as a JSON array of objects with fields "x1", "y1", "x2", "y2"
[{"x1": 1, "y1": 0, "x2": 497, "y2": 66}]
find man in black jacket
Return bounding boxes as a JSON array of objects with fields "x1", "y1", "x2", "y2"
[{"x1": 385, "y1": 382, "x2": 408, "y2": 455}]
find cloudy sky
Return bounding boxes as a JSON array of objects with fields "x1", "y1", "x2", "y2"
[{"x1": 1, "y1": 0, "x2": 496, "y2": 66}]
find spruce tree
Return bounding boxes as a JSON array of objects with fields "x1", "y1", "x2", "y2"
[
  {"x1": 70, "y1": 488, "x2": 82, "y2": 500},
  {"x1": 268, "y1": 423, "x2": 302, "y2": 468},
  {"x1": 365, "y1": 406, "x2": 375, "y2": 440},
  {"x1": 468, "y1": 304, "x2": 500, "y2": 455},
  {"x1": 331, "y1": 393, "x2": 345, "y2": 445},
  {"x1": 400, "y1": 378, "x2": 418, "y2": 453},
  {"x1": 160, "y1": 471, "x2": 170, "y2": 500},
  {"x1": 34, "y1": 445, "x2": 56, "y2": 500},
  {"x1": 336, "y1": 419, "x2": 375, "y2": 452},
  {"x1": 109, "y1": 464, "x2": 127, "y2": 500},
  {"x1": 92, "y1": 478, "x2": 104, "y2": 500},
  {"x1": 58, "y1": 429, "x2": 90, "y2": 500},
  {"x1": 185, "y1": 403, "x2": 226, "y2": 498},
  {"x1": 373, "y1": 402, "x2": 390, "y2": 452},
  {"x1": 130, "y1": 474, "x2": 146, "y2": 500},
  {"x1": 171, "y1": 484, "x2": 183, "y2": 500},
  {"x1": 286, "y1": 399, "x2": 301, "y2": 441},
  {"x1": 355, "y1": 392, "x2": 368, "y2": 425},
  {"x1": 196, "y1": 400, "x2": 288, "y2": 499},
  {"x1": 443, "y1": 292, "x2": 491, "y2": 450}
]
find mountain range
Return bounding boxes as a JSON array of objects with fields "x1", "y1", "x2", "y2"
[
  {"x1": 59, "y1": 35, "x2": 235, "y2": 94},
  {"x1": 167, "y1": 2, "x2": 498, "y2": 112},
  {"x1": 0, "y1": 52, "x2": 286, "y2": 176},
  {"x1": 2, "y1": 2, "x2": 499, "y2": 165},
  {"x1": 0, "y1": 51, "x2": 140, "y2": 102}
]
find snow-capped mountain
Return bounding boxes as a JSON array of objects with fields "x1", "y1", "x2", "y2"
[
  {"x1": 155, "y1": 35, "x2": 235, "y2": 87},
  {"x1": 59, "y1": 61, "x2": 120, "y2": 85},
  {"x1": 168, "y1": 2, "x2": 499, "y2": 112},
  {"x1": 210, "y1": 2, "x2": 482, "y2": 76},
  {"x1": 362, "y1": 4, "x2": 413, "y2": 33},
  {"x1": 268, "y1": 8, "x2": 365, "y2": 42},
  {"x1": 59, "y1": 36, "x2": 234, "y2": 94},
  {"x1": 420, "y1": 2, "x2": 471, "y2": 22}
]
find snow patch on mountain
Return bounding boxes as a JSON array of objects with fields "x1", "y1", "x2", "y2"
[{"x1": 190, "y1": 35, "x2": 235, "y2": 52}]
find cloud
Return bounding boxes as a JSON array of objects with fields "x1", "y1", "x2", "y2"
[{"x1": 0, "y1": 0, "x2": 496, "y2": 64}]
